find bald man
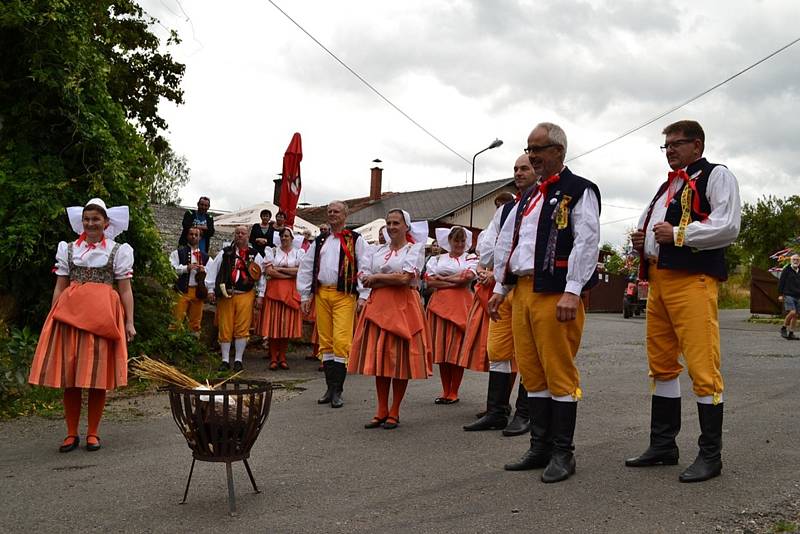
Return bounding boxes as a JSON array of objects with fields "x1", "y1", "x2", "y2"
[
  {"x1": 297, "y1": 201, "x2": 370, "y2": 408},
  {"x1": 206, "y1": 225, "x2": 265, "y2": 372}
]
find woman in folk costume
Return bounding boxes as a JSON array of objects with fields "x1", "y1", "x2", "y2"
[
  {"x1": 29, "y1": 198, "x2": 135, "y2": 452},
  {"x1": 349, "y1": 209, "x2": 429, "y2": 429},
  {"x1": 425, "y1": 226, "x2": 477, "y2": 404},
  {"x1": 457, "y1": 231, "x2": 491, "y2": 375},
  {"x1": 258, "y1": 228, "x2": 305, "y2": 370}
]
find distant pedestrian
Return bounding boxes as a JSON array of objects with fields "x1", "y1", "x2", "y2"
[
  {"x1": 179, "y1": 196, "x2": 215, "y2": 254},
  {"x1": 249, "y1": 209, "x2": 276, "y2": 256},
  {"x1": 779, "y1": 254, "x2": 800, "y2": 340}
]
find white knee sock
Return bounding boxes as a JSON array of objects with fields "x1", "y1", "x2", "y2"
[
  {"x1": 220, "y1": 342, "x2": 231, "y2": 363},
  {"x1": 489, "y1": 361, "x2": 512, "y2": 373},
  {"x1": 527, "y1": 389, "x2": 551, "y2": 398},
  {"x1": 234, "y1": 338, "x2": 247, "y2": 363},
  {"x1": 654, "y1": 377, "x2": 681, "y2": 398}
]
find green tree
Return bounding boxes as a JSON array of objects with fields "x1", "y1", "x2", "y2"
[
  {"x1": 738, "y1": 195, "x2": 800, "y2": 270},
  {"x1": 0, "y1": 1, "x2": 185, "y2": 339},
  {"x1": 149, "y1": 147, "x2": 190, "y2": 205}
]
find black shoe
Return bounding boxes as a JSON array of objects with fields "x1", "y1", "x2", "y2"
[
  {"x1": 233, "y1": 361, "x2": 243, "y2": 372},
  {"x1": 504, "y1": 396, "x2": 552, "y2": 470},
  {"x1": 365, "y1": 416, "x2": 388, "y2": 429},
  {"x1": 541, "y1": 400, "x2": 577, "y2": 483},
  {"x1": 330, "y1": 390, "x2": 344, "y2": 409},
  {"x1": 679, "y1": 402, "x2": 723, "y2": 483},
  {"x1": 788, "y1": 331, "x2": 799, "y2": 340},
  {"x1": 383, "y1": 416, "x2": 399, "y2": 430},
  {"x1": 502, "y1": 414, "x2": 531, "y2": 437},
  {"x1": 464, "y1": 371, "x2": 511, "y2": 431},
  {"x1": 85, "y1": 435, "x2": 102, "y2": 452},
  {"x1": 218, "y1": 361, "x2": 231, "y2": 372},
  {"x1": 59, "y1": 435, "x2": 79, "y2": 453},
  {"x1": 625, "y1": 395, "x2": 681, "y2": 467},
  {"x1": 780, "y1": 326, "x2": 789, "y2": 339}
]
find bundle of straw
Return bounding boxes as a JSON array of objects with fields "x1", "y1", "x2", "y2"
[
  {"x1": 130, "y1": 355, "x2": 243, "y2": 390},
  {"x1": 130, "y1": 355, "x2": 202, "y2": 389}
]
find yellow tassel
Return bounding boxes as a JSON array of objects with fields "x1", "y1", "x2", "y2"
[
  {"x1": 712, "y1": 392, "x2": 721, "y2": 405},
  {"x1": 649, "y1": 378, "x2": 656, "y2": 394},
  {"x1": 573, "y1": 387, "x2": 583, "y2": 401}
]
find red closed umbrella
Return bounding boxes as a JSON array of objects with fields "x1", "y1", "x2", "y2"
[{"x1": 280, "y1": 132, "x2": 303, "y2": 226}]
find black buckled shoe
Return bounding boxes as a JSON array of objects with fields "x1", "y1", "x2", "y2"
[
  {"x1": 502, "y1": 414, "x2": 531, "y2": 437},
  {"x1": 59, "y1": 435, "x2": 79, "y2": 453}
]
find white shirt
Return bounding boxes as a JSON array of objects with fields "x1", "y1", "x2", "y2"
[
  {"x1": 493, "y1": 187, "x2": 600, "y2": 296},
  {"x1": 265, "y1": 246, "x2": 305, "y2": 269},
  {"x1": 55, "y1": 239, "x2": 134, "y2": 279},
  {"x1": 296, "y1": 233, "x2": 370, "y2": 301},
  {"x1": 638, "y1": 165, "x2": 741, "y2": 258},
  {"x1": 205, "y1": 248, "x2": 267, "y2": 297},
  {"x1": 169, "y1": 246, "x2": 203, "y2": 287},
  {"x1": 425, "y1": 252, "x2": 478, "y2": 278},
  {"x1": 476, "y1": 203, "x2": 514, "y2": 268}
]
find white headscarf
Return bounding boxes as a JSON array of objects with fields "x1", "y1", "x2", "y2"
[
  {"x1": 383, "y1": 210, "x2": 428, "y2": 244},
  {"x1": 66, "y1": 198, "x2": 129, "y2": 240},
  {"x1": 435, "y1": 226, "x2": 473, "y2": 253}
]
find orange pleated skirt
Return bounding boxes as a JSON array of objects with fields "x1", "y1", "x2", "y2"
[
  {"x1": 349, "y1": 285, "x2": 431, "y2": 379},
  {"x1": 457, "y1": 282, "x2": 492, "y2": 372},
  {"x1": 257, "y1": 278, "x2": 302, "y2": 339},
  {"x1": 29, "y1": 282, "x2": 128, "y2": 390},
  {"x1": 426, "y1": 287, "x2": 471, "y2": 366}
]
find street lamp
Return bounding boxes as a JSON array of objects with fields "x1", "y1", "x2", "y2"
[{"x1": 469, "y1": 138, "x2": 503, "y2": 228}]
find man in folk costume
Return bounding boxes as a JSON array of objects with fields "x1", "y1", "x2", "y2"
[
  {"x1": 464, "y1": 154, "x2": 537, "y2": 435},
  {"x1": 29, "y1": 198, "x2": 135, "y2": 452},
  {"x1": 205, "y1": 225, "x2": 265, "y2": 372},
  {"x1": 626, "y1": 120, "x2": 741, "y2": 483},
  {"x1": 297, "y1": 201, "x2": 369, "y2": 408},
  {"x1": 489, "y1": 123, "x2": 601, "y2": 483},
  {"x1": 170, "y1": 226, "x2": 209, "y2": 335}
]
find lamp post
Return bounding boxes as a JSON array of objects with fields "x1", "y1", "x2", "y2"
[{"x1": 469, "y1": 138, "x2": 503, "y2": 228}]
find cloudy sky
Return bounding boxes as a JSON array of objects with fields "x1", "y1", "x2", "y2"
[{"x1": 142, "y1": 0, "x2": 799, "y2": 245}]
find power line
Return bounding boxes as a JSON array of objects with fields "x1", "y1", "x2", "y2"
[
  {"x1": 601, "y1": 215, "x2": 640, "y2": 226},
  {"x1": 604, "y1": 203, "x2": 641, "y2": 211},
  {"x1": 567, "y1": 35, "x2": 800, "y2": 163},
  {"x1": 264, "y1": 0, "x2": 472, "y2": 166}
]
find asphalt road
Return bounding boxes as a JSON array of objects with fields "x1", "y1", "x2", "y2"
[{"x1": 1, "y1": 310, "x2": 798, "y2": 533}]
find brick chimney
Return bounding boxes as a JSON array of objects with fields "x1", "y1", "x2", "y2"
[
  {"x1": 273, "y1": 177, "x2": 282, "y2": 205},
  {"x1": 370, "y1": 159, "x2": 383, "y2": 202}
]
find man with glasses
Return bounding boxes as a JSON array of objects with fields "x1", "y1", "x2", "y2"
[
  {"x1": 626, "y1": 120, "x2": 741, "y2": 483},
  {"x1": 489, "y1": 123, "x2": 601, "y2": 483}
]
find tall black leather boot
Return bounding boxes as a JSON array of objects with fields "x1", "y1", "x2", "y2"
[
  {"x1": 463, "y1": 372, "x2": 511, "y2": 431},
  {"x1": 679, "y1": 402, "x2": 723, "y2": 482},
  {"x1": 541, "y1": 400, "x2": 577, "y2": 483},
  {"x1": 503, "y1": 382, "x2": 532, "y2": 437},
  {"x1": 504, "y1": 396, "x2": 551, "y2": 471},
  {"x1": 317, "y1": 360, "x2": 334, "y2": 404},
  {"x1": 625, "y1": 396, "x2": 681, "y2": 467},
  {"x1": 330, "y1": 361, "x2": 346, "y2": 409}
]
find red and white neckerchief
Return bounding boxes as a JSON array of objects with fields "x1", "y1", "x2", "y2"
[
  {"x1": 75, "y1": 233, "x2": 107, "y2": 259},
  {"x1": 231, "y1": 247, "x2": 248, "y2": 282},
  {"x1": 521, "y1": 174, "x2": 561, "y2": 217},
  {"x1": 664, "y1": 169, "x2": 689, "y2": 207}
]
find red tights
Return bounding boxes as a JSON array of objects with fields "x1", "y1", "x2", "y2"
[
  {"x1": 269, "y1": 338, "x2": 289, "y2": 363},
  {"x1": 375, "y1": 377, "x2": 409, "y2": 419},
  {"x1": 63, "y1": 387, "x2": 106, "y2": 446},
  {"x1": 438, "y1": 363, "x2": 464, "y2": 401}
]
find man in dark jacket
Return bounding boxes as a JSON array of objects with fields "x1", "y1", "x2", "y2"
[
  {"x1": 779, "y1": 253, "x2": 800, "y2": 340},
  {"x1": 179, "y1": 196, "x2": 215, "y2": 253}
]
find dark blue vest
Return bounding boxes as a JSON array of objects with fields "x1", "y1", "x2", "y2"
[
  {"x1": 174, "y1": 246, "x2": 209, "y2": 293},
  {"x1": 504, "y1": 167, "x2": 601, "y2": 293},
  {"x1": 647, "y1": 158, "x2": 728, "y2": 281}
]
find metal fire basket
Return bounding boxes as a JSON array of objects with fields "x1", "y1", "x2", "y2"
[{"x1": 168, "y1": 379, "x2": 273, "y2": 515}]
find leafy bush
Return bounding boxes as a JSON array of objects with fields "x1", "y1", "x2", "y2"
[{"x1": 0, "y1": 325, "x2": 61, "y2": 419}]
